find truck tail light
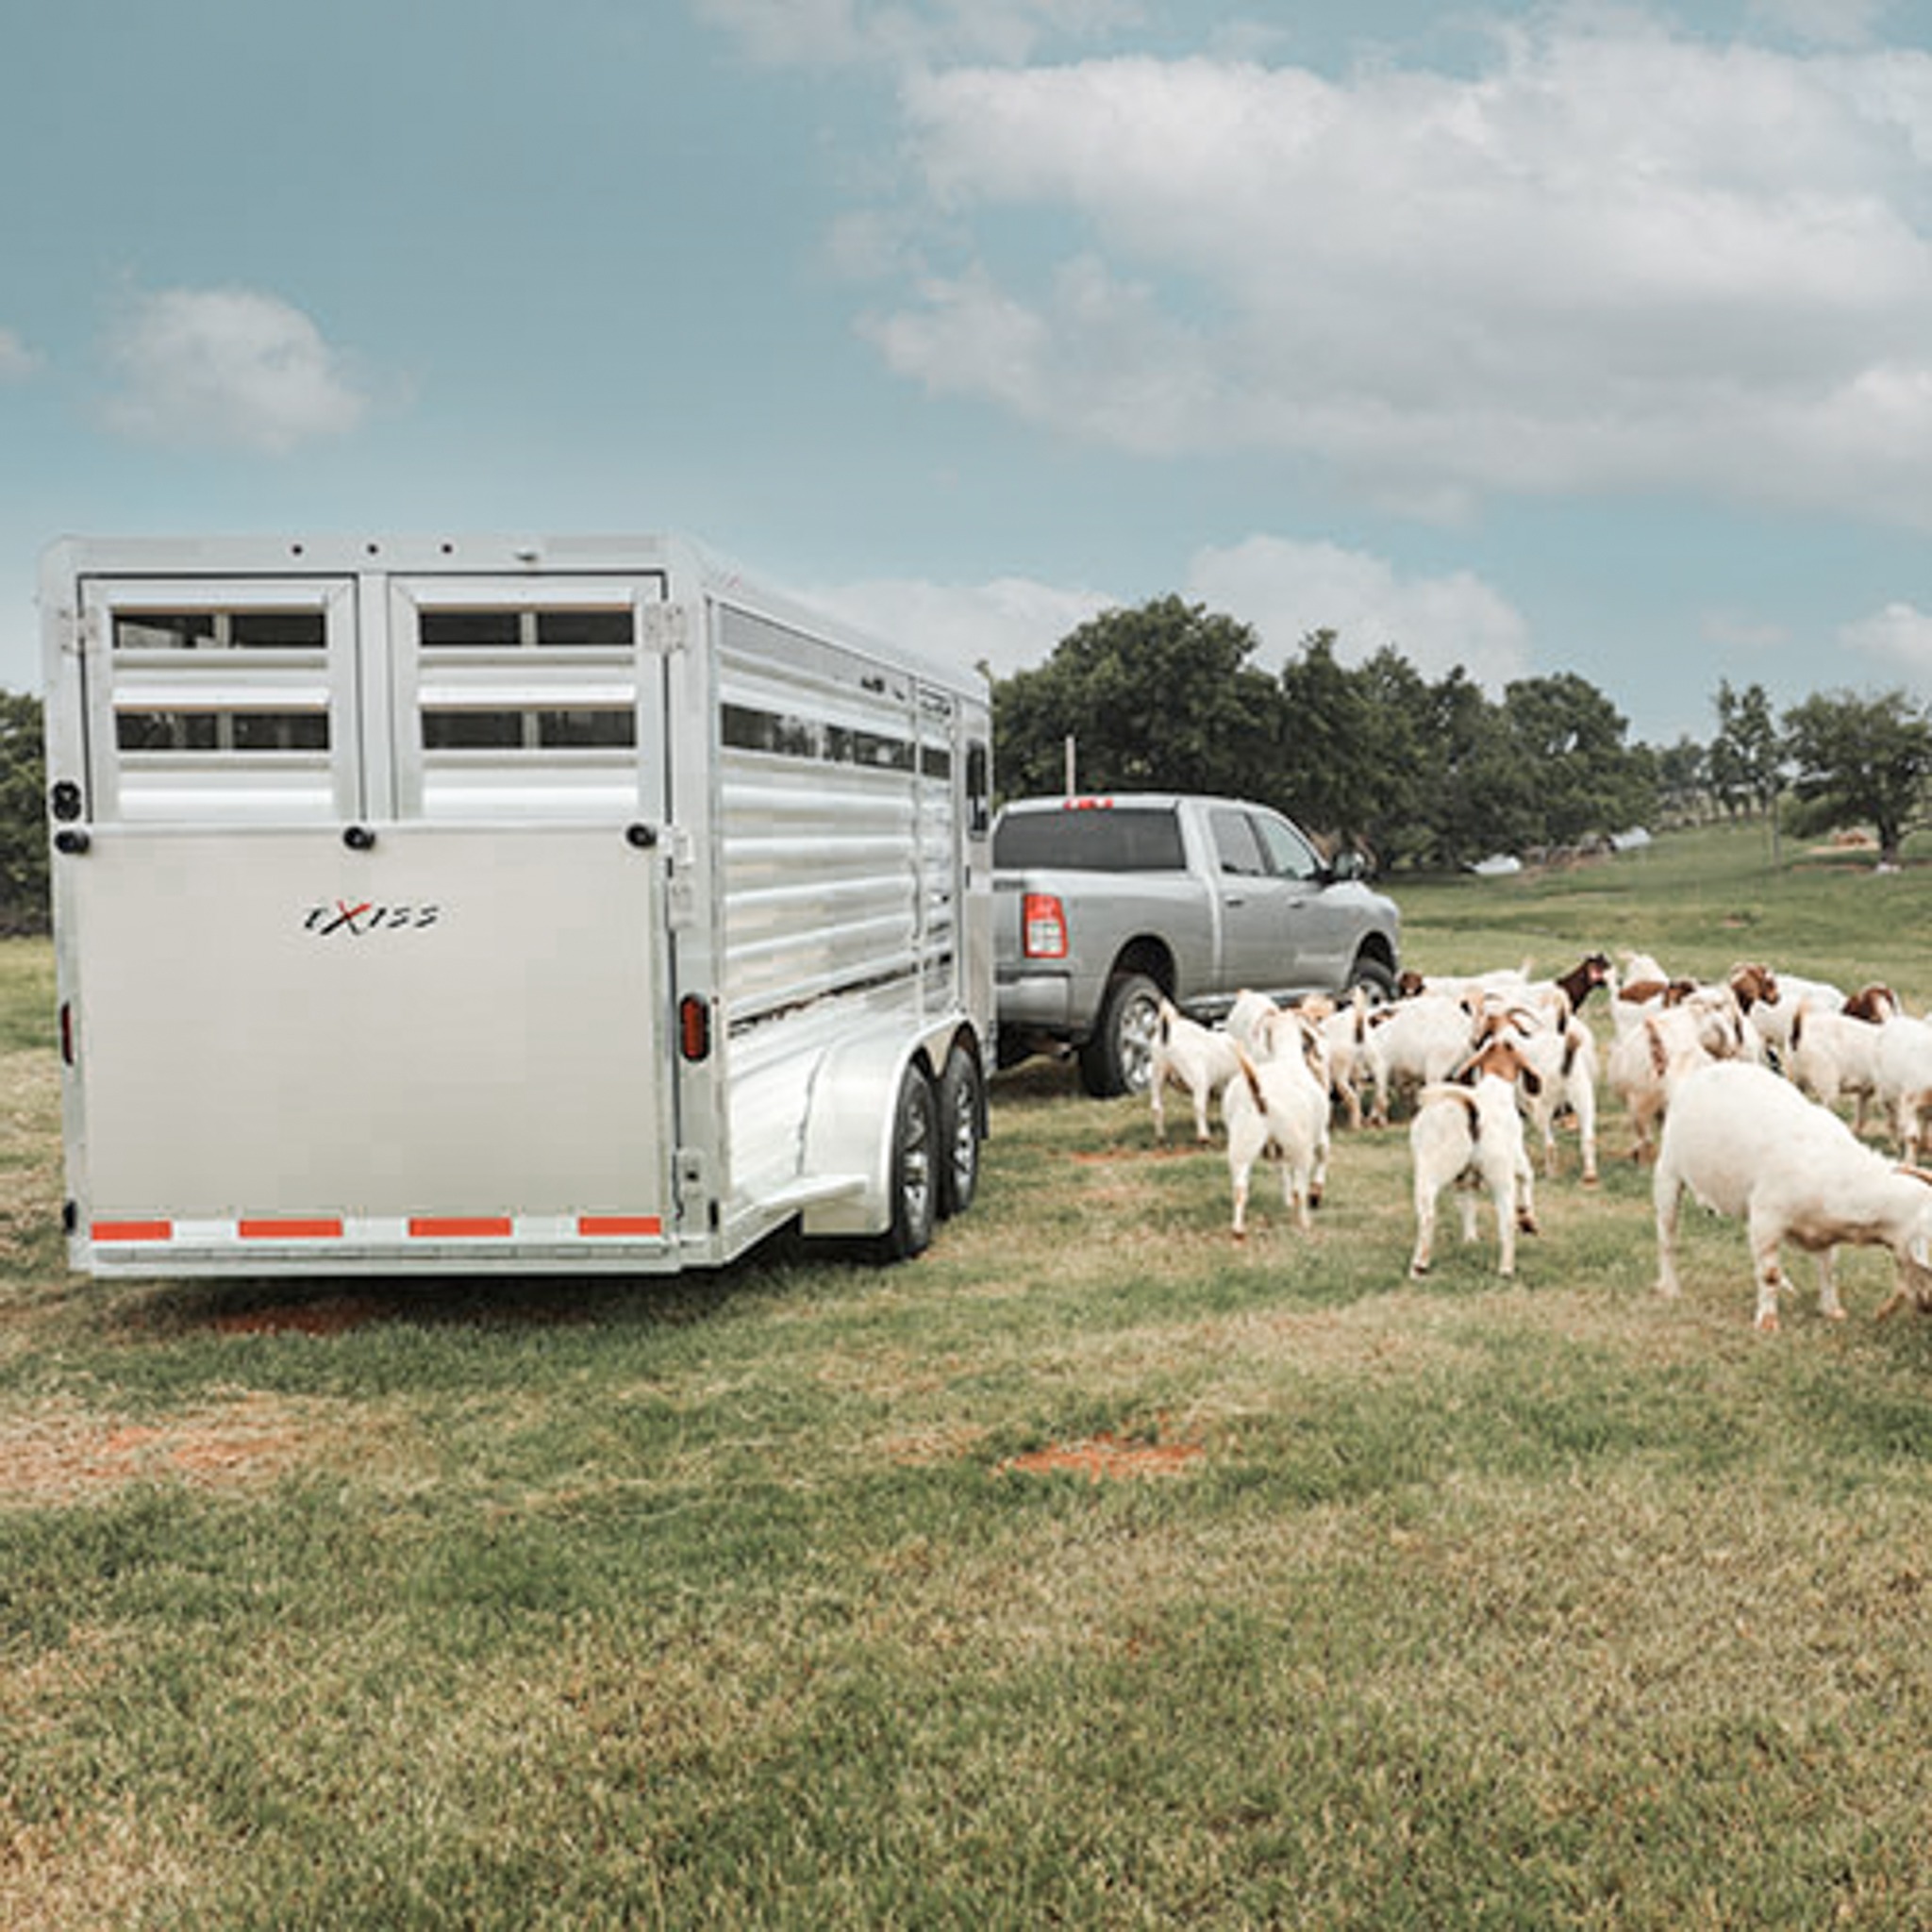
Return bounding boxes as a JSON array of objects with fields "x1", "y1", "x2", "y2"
[{"x1": 1022, "y1": 892, "x2": 1068, "y2": 960}]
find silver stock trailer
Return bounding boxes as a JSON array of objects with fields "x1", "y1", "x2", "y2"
[{"x1": 42, "y1": 534, "x2": 993, "y2": 1278}]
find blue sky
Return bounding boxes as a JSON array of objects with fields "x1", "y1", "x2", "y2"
[{"x1": 6, "y1": 0, "x2": 1932, "y2": 745}]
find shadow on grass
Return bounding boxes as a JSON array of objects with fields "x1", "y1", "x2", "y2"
[{"x1": 101, "y1": 1220, "x2": 826, "y2": 1344}]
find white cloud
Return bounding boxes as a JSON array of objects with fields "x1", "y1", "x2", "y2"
[
  {"x1": 0, "y1": 329, "x2": 39, "y2": 380},
  {"x1": 1840, "y1": 599, "x2": 1932, "y2": 678},
  {"x1": 1184, "y1": 536, "x2": 1533, "y2": 691},
  {"x1": 100, "y1": 287, "x2": 372, "y2": 454},
  {"x1": 806, "y1": 538, "x2": 1532, "y2": 691},
  {"x1": 858, "y1": 16, "x2": 1932, "y2": 526},
  {"x1": 695, "y1": 0, "x2": 1141, "y2": 70},
  {"x1": 803, "y1": 572, "x2": 1115, "y2": 677}
]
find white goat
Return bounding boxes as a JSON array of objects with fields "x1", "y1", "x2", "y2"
[
  {"x1": 1224, "y1": 1027, "x2": 1332, "y2": 1239},
  {"x1": 1491, "y1": 1000, "x2": 1601, "y2": 1184},
  {"x1": 1608, "y1": 952, "x2": 1675, "y2": 1037},
  {"x1": 1748, "y1": 969, "x2": 1846, "y2": 1066},
  {"x1": 1874, "y1": 1010, "x2": 1932, "y2": 1165},
  {"x1": 1654, "y1": 1058, "x2": 1932, "y2": 1331},
  {"x1": 1314, "y1": 988, "x2": 1374, "y2": 1130},
  {"x1": 1606, "y1": 994, "x2": 1747, "y2": 1162},
  {"x1": 1364, "y1": 991, "x2": 1483, "y2": 1126},
  {"x1": 1787, "y1": 988, "x2": 1897, "y2": 1133},
  {"x1": 1224, "y1": 989, "x2": 1283, "y2": 1058},
  {"x1": 1407, "y1": 1032, "x2": 1542, "y2": 1279},
  {"x1": 1149, "y1": 999, "x2": 1241, "y2": 1144}
]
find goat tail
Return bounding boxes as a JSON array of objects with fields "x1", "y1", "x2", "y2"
[{"x1": 1231, "y1": 1041, "x2": 1268, "y2": 1111}]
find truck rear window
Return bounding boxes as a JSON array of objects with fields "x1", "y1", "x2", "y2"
[{"x1": 993, "y1": 807, "x2": 1185, "y2": 872}]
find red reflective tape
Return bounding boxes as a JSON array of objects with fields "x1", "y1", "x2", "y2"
[
  {"x1": 577, "y1": 1214, "x2": 664, "y2": 1238},
  {"x1": 92, "y1": 1219, "x2": 173, "y2": 1242},
  {"x1": 239, "y1": 1218, "x2": 344, "y2": 1241},
  {"x1": 408, "y1": 1216, "x2": 513, "y2": 1239}
]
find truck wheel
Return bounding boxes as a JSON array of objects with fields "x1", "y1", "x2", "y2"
[
  {"x1": 1078, "y1": 971, "x2": 1163, "y2": 1098},
  {"x1": 1348, "y1": 958, "x2": 1397, "y2": 1005},
  {"x1": 872, "y1": 1061, "x2": 939, "y2": 1261},
  {"x1": 936, "y1": 1044, "x2": 983, "y2": 1218}
]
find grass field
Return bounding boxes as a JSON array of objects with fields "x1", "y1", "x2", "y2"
[{"x1": 5, "y1": 819, "x2": 1932, "y2": 1928}]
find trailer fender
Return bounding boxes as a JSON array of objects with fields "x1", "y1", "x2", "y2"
[{"x1": 796, "y1": 1028, "x2": 945, "y2": 1241}]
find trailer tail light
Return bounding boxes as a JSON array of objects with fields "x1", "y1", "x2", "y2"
[
  {"x1": 1022, "y1": 892, "x2": 1068, "y2": 960},
  {"x1": 679, "y1": 993, "x2": 711, "y2": 1061}
]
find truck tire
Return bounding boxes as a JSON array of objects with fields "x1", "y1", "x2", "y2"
[
  {"x1": 1348, "y1": 957, "x2": 1397, "y2": 1005},
  {"x1": 871, "y1": 1061, "x2": 939, "y2": 1261},
  {"x1": 1078, "y1": 970, "x2": 1163, "y2": 1098},
  {"x1": 936, "y1": 1044, "x2": 983, "y2": 1218}
]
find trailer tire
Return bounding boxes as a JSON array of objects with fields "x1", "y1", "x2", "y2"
[
  {"x1": 872, "y1": 1061, "x2": 940, "y2": 1261},
  {"x1": 936, "y1": 1044, "x2": 983, "y2": 1219}
]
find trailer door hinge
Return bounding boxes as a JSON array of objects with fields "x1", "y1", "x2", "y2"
[
  {"x1": 640, "y1": 603, "x2": 690, "y2": 654},
  {"x1": 666, "y1": 824, "x2": 698, "y2": 927}
]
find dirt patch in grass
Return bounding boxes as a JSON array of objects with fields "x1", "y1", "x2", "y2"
[
  {"x1": 998, "y1": 1430, "x2": 1206, "y2": 1482},
  {"x1": 0, "y1": 1394, "x2": 332, "y2": 1505}
]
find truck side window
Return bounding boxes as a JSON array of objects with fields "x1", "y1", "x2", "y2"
[
  {"x1": 1252, "y1": 812, "x2": 1321, "y2": 882},
  {"x1": 1210, "y1": 808, "x2": 1268, "y2": 876}
]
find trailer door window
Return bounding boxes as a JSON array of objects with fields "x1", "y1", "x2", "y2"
[
  {"x1": 82, "y1": 581, "x2": 356, "y2": 824},
  {"x1": 391, "y1": 576, "x2": 666, "y2": 822}
]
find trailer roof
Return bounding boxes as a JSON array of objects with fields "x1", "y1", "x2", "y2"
[{"x1": 40, "y1": 531, "x2": 991, "y2": 706}]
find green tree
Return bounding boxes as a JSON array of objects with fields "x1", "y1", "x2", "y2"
[
  {"x1": 1274, "y1": 629, "x2": 1380, "y2": 846},
  {"x1": 1418, "y1": 668, "x2": 1532, "y2": 870},
  {"x1": 0, "y1": 691, "x2": 47, "y2": 934},
  {"x1": 1709, "y1": 679, "x2": 1786, "y2": 856},
  {"x1": 1343, "y1": 645, "x2": 1435, "y2": 868},
  {"x1": 1654, "y1": 735, "x2": 1710, "y2": 824},
  {"x1": 991, "y1": 596, "x2": 1281, "y2": 801},
  {"x1": 1781, "y1": 688, "x2": 1932, "y2": 868},
  {"x1": 1500, "y1": 672, "x2": 1651, "y2": 848}
]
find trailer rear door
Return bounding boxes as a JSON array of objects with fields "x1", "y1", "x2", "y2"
[{"x1": 65, "y1": 569, "x2": 679, "y2": 1269}]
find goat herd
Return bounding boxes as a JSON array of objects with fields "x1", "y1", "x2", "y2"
[{"x1": 1147, "y1": 952, "x2": 1932, "y2": 1333}]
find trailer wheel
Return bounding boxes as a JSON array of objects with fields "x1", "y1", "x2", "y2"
[
  {"x1": 936, "y1": 1044, "x2": 983, "y2": 1218},
  {"x1": 1078, "y1": 970, "x2": 1162, "y2": 1099},
  {"x1": 873, "y1": 1061, "x2": 940, "y2": 1261}
]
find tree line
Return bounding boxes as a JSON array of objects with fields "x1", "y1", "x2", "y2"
[
  {"x1": 0, "y1": 592, "x2": 1925, "y2": 931},
  {"x1": 993, "y1": 596, "x2": 1932, "y2": 872}
]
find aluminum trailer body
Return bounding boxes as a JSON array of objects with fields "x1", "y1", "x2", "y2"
[{"x1": 42, "y1": 533, "x2": 994, "y2": 1278}]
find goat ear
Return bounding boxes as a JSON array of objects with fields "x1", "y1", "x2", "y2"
[{"x1": 1519, "y1": 1063, "x2": 1543, "y2": 1097}]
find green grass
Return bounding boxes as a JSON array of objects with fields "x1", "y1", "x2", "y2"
[{"x1": 6, "y1": 822, "x2": 1932, "y2": 1927}]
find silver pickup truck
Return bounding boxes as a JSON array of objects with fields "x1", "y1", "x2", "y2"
[{"x1": 993, "y1": 791, "x2": 1402, "y2": 1096}]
